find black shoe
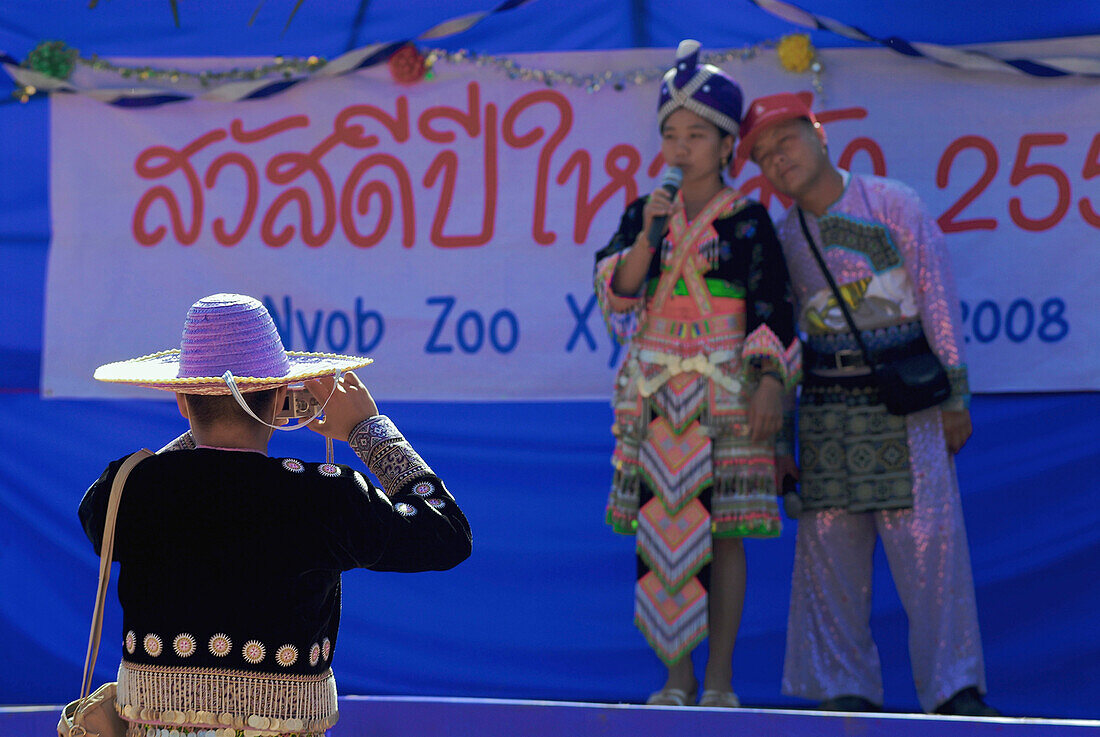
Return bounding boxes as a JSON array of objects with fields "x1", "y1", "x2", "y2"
[
  {"x1": 934, "y1": 687, "x2": 1001, "y2": 717},
  {"x1": 819, "y1": 695, "x2": 881, "y2": 712}
]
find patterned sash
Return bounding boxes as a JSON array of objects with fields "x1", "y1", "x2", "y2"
[{"x1": 649, "y1": 187, "x2": 742, "y2": 317}]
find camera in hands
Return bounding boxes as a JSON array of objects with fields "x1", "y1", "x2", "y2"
[{"x1": 276, "y1": 385, "x2": 322, "y2": 421}]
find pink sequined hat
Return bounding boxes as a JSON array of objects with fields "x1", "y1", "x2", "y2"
[{"x1": 94, "y1": 293, "x2": 372, "y2": 395}]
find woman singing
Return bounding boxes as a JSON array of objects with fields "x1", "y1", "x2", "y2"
[{"x1": 594, "y1": 40, "x2": 800, "y2": 707}]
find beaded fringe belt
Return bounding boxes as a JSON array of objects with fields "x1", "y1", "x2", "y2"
[{"x1": 117, "y1": 661, "x2": 339, "y2": 736}]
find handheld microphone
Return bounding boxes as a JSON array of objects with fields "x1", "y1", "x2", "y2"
[{"x1": 646, "y1": 166, "x2": 682, "y2": 250}]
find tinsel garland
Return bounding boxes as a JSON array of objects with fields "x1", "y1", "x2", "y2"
[{"x1": 6, "y1": 35, "x2": 823, "y2": 104}]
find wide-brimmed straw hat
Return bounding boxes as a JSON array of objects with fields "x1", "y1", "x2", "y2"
[{"x1": 94, "y1": 293, "x2": 372, "y2": 395}]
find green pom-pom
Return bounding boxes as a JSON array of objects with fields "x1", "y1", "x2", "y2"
[{"x1": 24, "y1": 41, "x2": 78, "y2": 80}]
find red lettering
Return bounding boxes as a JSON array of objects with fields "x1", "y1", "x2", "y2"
[
  {"x1": 230, "y1": 116, "x2": 309, "y2": 143},
  {"x1": 204, "y1": 117, "x2": 311, "y2": 246},
  {"x1": 647, "y1": 152, "x2": 664, "y2": 179},
  {"x1": 1079, "y1": 132, "x2": 1100, "y2": 229},
  {"x1": 204, "y1": 153, "x2": 258, "y2": 246},
  {"x1": 419, "y1": 83, "x2": 480, "y2": 143},
  {"x1": 1007, "y1": 133, "x2": 1070, "y2": 232},
  {"x1": 332, "y1": 99, "x2": 410, "y2": 149},
  {"x1": 502, "y1": 90, "x2": 573, "y2": 246},
  {"x1": 558, "y1": 144, "x2": 640, "y2": 244},
  {"x1": 837, "y1": 137, "x2": 886, "y2": 176},
  {"x1": 260, "y1": 145, "x2": 337, "y2": 248},
  {"x1": 340, "y1": 154, "x2": 416, "y2": 248},
  {"x1": 936, "y1": 135, "x2": 999, "y2": 233},
  {"x1": 132, "y1": 129, "x2": 226, "y2": 246},
  {"x1": 420, "y1": 84, "x2": 498, "y2": 248}
]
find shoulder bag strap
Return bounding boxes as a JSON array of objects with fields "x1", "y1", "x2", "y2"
[
  {"x1": 79, "y1": 448, "x2": 153, "y2": 700},
  {"x1": 796, "y1": 208, "x2": 874, "y2": 364}
]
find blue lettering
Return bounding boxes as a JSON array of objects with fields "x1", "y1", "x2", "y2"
[
  {"x1": 1038, "y1": 297, "x2": 1069, "y2": 342},
  {"x1": 296, "y1": 308, "x2": 324, "y2": 352},
  {"x1": 426, "y1": 296, "x2": 456, "y2": 354},
  {"x1": 326, "y1": 311, "x2": 350, "y2": 352},
  {"x1": 564, "y1": 293, "x2": 620, "y2": 367},
  {"x1": 973, "y1": 300, "x2": 1000, "y2": 344},
  {"x1": 961, "y1": 297, "x2": 1069, "y2": 345},
  {"x1": 1005, "y1": 299, "x2": 1034, "y2": 343},
  {"x1": 456, "y1": 310, "x2": 485, "y2": 353},
  {"x1": 490, "y1": 310, "x2": 520, "y2": 354},
  {"x1": 356, "y1": 298, "x2": 385, "y2": 353},
  {"x1": 263, "y1": 295, "x2": 386, "y2": 354},
  {"x1": 565, "y1": 294, "x2": 598, "y2": 352}
]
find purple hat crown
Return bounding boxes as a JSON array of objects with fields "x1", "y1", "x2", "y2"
[
  {"x1": 94, "y1": 293, "x2": 373, "y2": 395},
  {"x1": 658, "y1": 39, "x2": 743, "y2": 137},
  {"x1": 177, "y1": 294, "x2": 291, "y2": 379}
]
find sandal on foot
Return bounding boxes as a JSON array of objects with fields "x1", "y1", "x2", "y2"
[
  {"x1": 646, "y1": 687, "x2": 694, "y2": 706},
  {"x1": 699, "y1": 689, "x2": 741, "y2": 708}
]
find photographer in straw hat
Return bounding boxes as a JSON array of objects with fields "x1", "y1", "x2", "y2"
[{"x1": 79, "y1": 293, "x2": 471, "y2": 737}]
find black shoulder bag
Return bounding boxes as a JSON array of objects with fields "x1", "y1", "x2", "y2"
[{"x1": 797, "y1": 208, "x2": 950, "y2": 416}]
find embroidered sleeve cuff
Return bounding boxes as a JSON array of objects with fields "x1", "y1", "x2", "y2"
[
  {"x1": 157, "y1": 430, "x2": 196, "y2": 454},
  {"x1": 944, "y1": 365, "x2": 971, "y2": 410},
  {"x1": 600, "y1": 251, "x2": 643, "y2": 302},
  {"x1": 594, "y1": 253, "x2": 643, "y2": 344},
  {"x1": 743, "y1": 325, "x2": 801, "y2": 389},
  {"x1": 349, "y1": 415, "x2": 435, "y2": 496}
]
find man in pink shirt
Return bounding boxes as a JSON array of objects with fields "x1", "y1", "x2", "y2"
[{"x1": 738, "y1": 94, "x2": 996, "y2": 717}]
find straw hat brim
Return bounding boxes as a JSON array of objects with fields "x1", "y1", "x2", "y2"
[{"x1": 94, "y1": 349, "x2": 373, "y2": 395}]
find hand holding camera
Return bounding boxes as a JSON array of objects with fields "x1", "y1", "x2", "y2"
[
  {"x1": 276, "y1": 386, "x2": 323, "y2": 422},
  {"x1": 302, "y1": 372, "x2": 379, "y2": 441}
]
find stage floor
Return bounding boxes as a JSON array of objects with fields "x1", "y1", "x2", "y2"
[{"x1": 7, "y1": 696, "x2": 1098, "y2": 736}]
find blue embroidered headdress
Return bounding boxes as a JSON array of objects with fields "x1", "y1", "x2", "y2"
[{"x1": 657, "y1": 39, "x2": 743, "y2": 137}]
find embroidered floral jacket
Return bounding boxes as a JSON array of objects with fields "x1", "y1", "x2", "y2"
[{"x1": 594, "y1": 193, "x2": 801, "y2": 386}]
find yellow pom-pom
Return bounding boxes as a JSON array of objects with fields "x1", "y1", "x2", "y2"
[{"x1": 777, "y1": 33, "x2": 815, "y2": 74}]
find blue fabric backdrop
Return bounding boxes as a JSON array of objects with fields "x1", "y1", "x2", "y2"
[
  {"x1": 1, "y1": 394, "x2": 1098, "y2": 716},
  {"x1": 1, "y1": 0, "x2": 1098, "y2": 719}
]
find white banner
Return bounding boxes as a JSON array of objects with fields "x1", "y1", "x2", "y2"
[{"x1": 44, "y1": 40, "x2": 1100, "y2": 399}]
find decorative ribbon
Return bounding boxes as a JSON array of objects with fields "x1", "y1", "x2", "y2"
[
  {"x1": 749, "y1": 0, "x2": 1100, "y2": 78},
  {"x1": 1, "y1": 0, "x2": 536, "y2": 106},
  {"x1": 650, "y1": 188, "x2": 741, "y2": 316},
  {"x1": 636, "y1": 349, "x2": 742, "y2": 397}
]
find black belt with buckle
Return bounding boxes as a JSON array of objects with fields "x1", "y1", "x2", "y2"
[
  {"x1": 826, "y1": 348, "x2": 864, "y2": 369},
  {"x1": 805, "y1": 333, "x2": 934, "y2": 373}
]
